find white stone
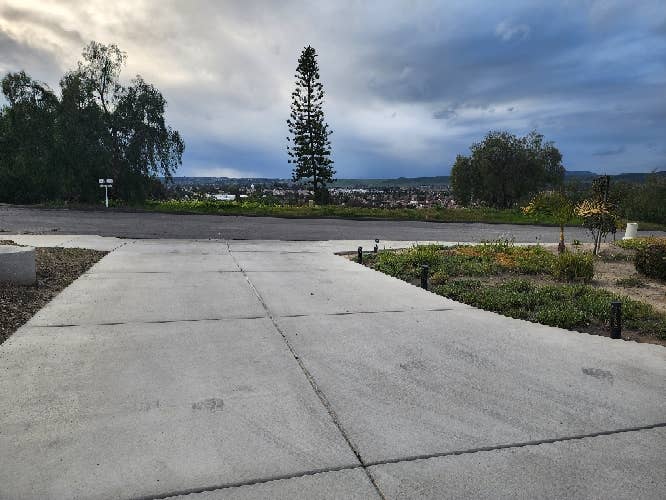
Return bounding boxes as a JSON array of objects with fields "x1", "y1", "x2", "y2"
[
  {"x1": 623, "y1": 222, "x2": 639, "y2": 240},
  {"x1": 0, "y1": 245, "x2": 36, "y2": 285}
]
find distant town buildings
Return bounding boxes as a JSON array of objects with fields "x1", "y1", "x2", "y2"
[{"x1": 169, "y1": 178, "x2": 455, "y2": 208}]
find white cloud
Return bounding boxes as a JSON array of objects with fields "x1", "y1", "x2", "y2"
[{"x1": 495, "y1": 20, "x2": 531, "y2": 41}]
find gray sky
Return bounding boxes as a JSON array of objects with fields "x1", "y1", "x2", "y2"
[{"x1": 1, "y1": 0, "x2": 665, "y2": 178}]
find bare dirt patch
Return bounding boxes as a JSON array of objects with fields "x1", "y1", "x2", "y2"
[{"x1": 0, "y1": 242, "x2": 107, "y2": 344}]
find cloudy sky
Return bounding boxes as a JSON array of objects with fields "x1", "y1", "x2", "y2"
[{"x1": 1, "y1": 0, "x2": 665, "y2": 178}]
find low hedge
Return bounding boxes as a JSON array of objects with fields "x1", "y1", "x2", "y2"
[
  {"x1": 552, "y1": 251, "x2": 595, "y2": 283},
  {"x1": 635, "y1": 242, "x2": 666, "y2": 280}
]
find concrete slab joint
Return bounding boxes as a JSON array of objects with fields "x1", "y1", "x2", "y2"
[{"x1": 0, "y1": 244, "x2": 36, "y2": 285}]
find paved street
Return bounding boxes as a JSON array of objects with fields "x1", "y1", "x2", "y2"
[
  {"x1": 0, "y1": 236, "x2": 664, "y2": 499},
  {"x1": 3, "y1": 205, "x2": 665, "y2": 241}
]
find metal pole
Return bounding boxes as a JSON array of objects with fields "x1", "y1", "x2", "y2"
[
  {"x1": 610, "y1": 301, "x2": 622, "y2": 339},
  {"x1": 421, "y1": 264, "x2": 429, "y2": 290},
  {"x1": 105, "y1": 185, "x2": 109, "y2": 208},
  {"x1": 358, "y1": 246, "x2": 363, "y2": 264}
]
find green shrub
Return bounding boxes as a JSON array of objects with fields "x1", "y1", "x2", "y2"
[
  {"x1": 433, "y1": 279, "x2": 666, "y2": 339},
  {"x1": 551, "y1": 251, "x2": 594, "y2": 282},
  {"x1": 615, "y1": 236, "x2": 666, "y2": 251},
  {"x1": 511, "y1": 245, "x2": 557, "y2": 274},
  {"x1": 373, "y1": 250, "x2": 413, "y2": 280},
  {"x1": 635, "y1": 242, "x2": 666, "y2": 280}
]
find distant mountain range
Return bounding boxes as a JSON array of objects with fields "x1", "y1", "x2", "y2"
[{"x1": 169, "y1": 170, "x2": 663, "y2": 189}]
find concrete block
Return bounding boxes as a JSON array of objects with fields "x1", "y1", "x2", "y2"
[{"x1": 0, "y1": 245, "x2": 36, "y2": 285}]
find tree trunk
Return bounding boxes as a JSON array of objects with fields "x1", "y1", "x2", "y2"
[
  {"x1": 558, "y1": 224, "x2": 565, "y2": 253},
  {"x1": 593, "y1": 231, "x2": 601, "y2": 255}
]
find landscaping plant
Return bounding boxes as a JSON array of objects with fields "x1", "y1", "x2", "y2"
[
  {"x1": 364, "y1": 243, "x2": 665, "y2": 343},
  {"x1": 635, "y1": 241, "x2": 666, "y2": 280},
  {"x1": 523, "y1": 191, "x2": 575, "y2": 253},
  {"x1": 575, "y1": 176, "x2": 618, "y2": 255},
  {"x1": 551, "y1": 251, "x2": 594, "y2": 283}
]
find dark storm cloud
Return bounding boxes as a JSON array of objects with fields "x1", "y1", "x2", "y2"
[
  {"x1": 0, "y1": 30, "x2": 63, "y2": 83},
  {"x1": 593, "y1": 145, "x2": 626, "y2": 156},
  {"x1": 1, "y1": 0, "x2": 665, "y2": 176}
]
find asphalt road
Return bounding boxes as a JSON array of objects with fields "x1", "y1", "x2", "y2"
[{"x1": 1, "y1": 205, "x2": 664, "y2": 242}]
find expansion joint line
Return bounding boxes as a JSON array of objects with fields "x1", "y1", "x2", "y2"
[
  {"x1": 227, "y1": 245, "x2": 387, "y2": 500},
  {"x1": 129, "y1": 422, "x2": 665, "y2": 500}
]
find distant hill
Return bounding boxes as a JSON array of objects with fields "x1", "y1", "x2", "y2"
[
  {"x1": 168, "y1": 171, "x2": 663, "y2": 188},
  {"x1": 330, "y1": 176, "x2": 451, "y2": 188},
  {"x1": 564, "y1": 170, "x2": 665, "y2": 184},
  {"x1": 169, "y1": 177, "x2": 292, "y2": 187},
  {"x1": 564, "y1": 170, "x2": 597, "y2": 178}
]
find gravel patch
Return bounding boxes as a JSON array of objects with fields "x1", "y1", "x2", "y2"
[{"x1": 0, "y1": 242, "x2": 107, "y2": 344}]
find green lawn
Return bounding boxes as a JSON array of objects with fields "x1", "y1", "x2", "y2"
[{"x1": 140, "y1": 199, "x2": 585, "y2": 226}]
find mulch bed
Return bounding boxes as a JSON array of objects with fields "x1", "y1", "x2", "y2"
[{"x1": 0, "y1": 242, "x2": 107, "y2": 344}]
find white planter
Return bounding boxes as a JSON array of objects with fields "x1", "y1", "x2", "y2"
[
  {"x1": 0, "y1": 245, "x2": 36, "y2": 285},
  {"x1": 623, "y1": 222, "x2": 638, "y2": 240}
]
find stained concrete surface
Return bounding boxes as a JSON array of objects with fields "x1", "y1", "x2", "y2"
[
  {"x1": 27, "y1": 271, "x2": 265, "y2": 326},
  {"x1": 0, "y1": 319, "x2": 359, "y2": 499},
  {"x1": 369, "y1": 427, "x2": 666, "y2": 500},
  {"x1": 277, "y1": 310, "x2": 665, "y2": 463},
  {"x1": 1, "y1": 237, "x2": 664, "y2": 499},
  {"x1": 247, "y1": 268, "x2": 467, "y2": 317}
]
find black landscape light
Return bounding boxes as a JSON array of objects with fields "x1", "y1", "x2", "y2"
[
  {"x1": 358, "y1": 246, "x2": 363, "y2": 264},
  {"x1": 374, "y1": 238, "x2": 379, "y2": 253},
  {"x1": 610, "y1": 301, "x2": 622, "y2": 339},
  {"x1": 421, "y1": 264, "x2": 429, "y2": 290}
]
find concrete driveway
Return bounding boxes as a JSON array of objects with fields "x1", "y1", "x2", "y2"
[{"x1": 1, "y1": 237, "x2": 664, "y2": 499}]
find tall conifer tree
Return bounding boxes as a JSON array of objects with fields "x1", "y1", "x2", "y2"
[{"x1": 287, "y1": 46, "x2": 334, "y2": 202}]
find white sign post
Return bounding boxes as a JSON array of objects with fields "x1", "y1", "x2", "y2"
[{"x1": 99, "y1": 178, "x2": 113, "y2": 208}]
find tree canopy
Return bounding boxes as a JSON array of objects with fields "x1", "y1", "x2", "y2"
[
  {"x1": 0, "y1": 41, "x2": 183, "y2": 204},
  {"x1": 451, "y1": 130, "x2": 564, "y2": 208},
  {"x1": 287, "y1": 45, "x2": 334, "y2": 202}
]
